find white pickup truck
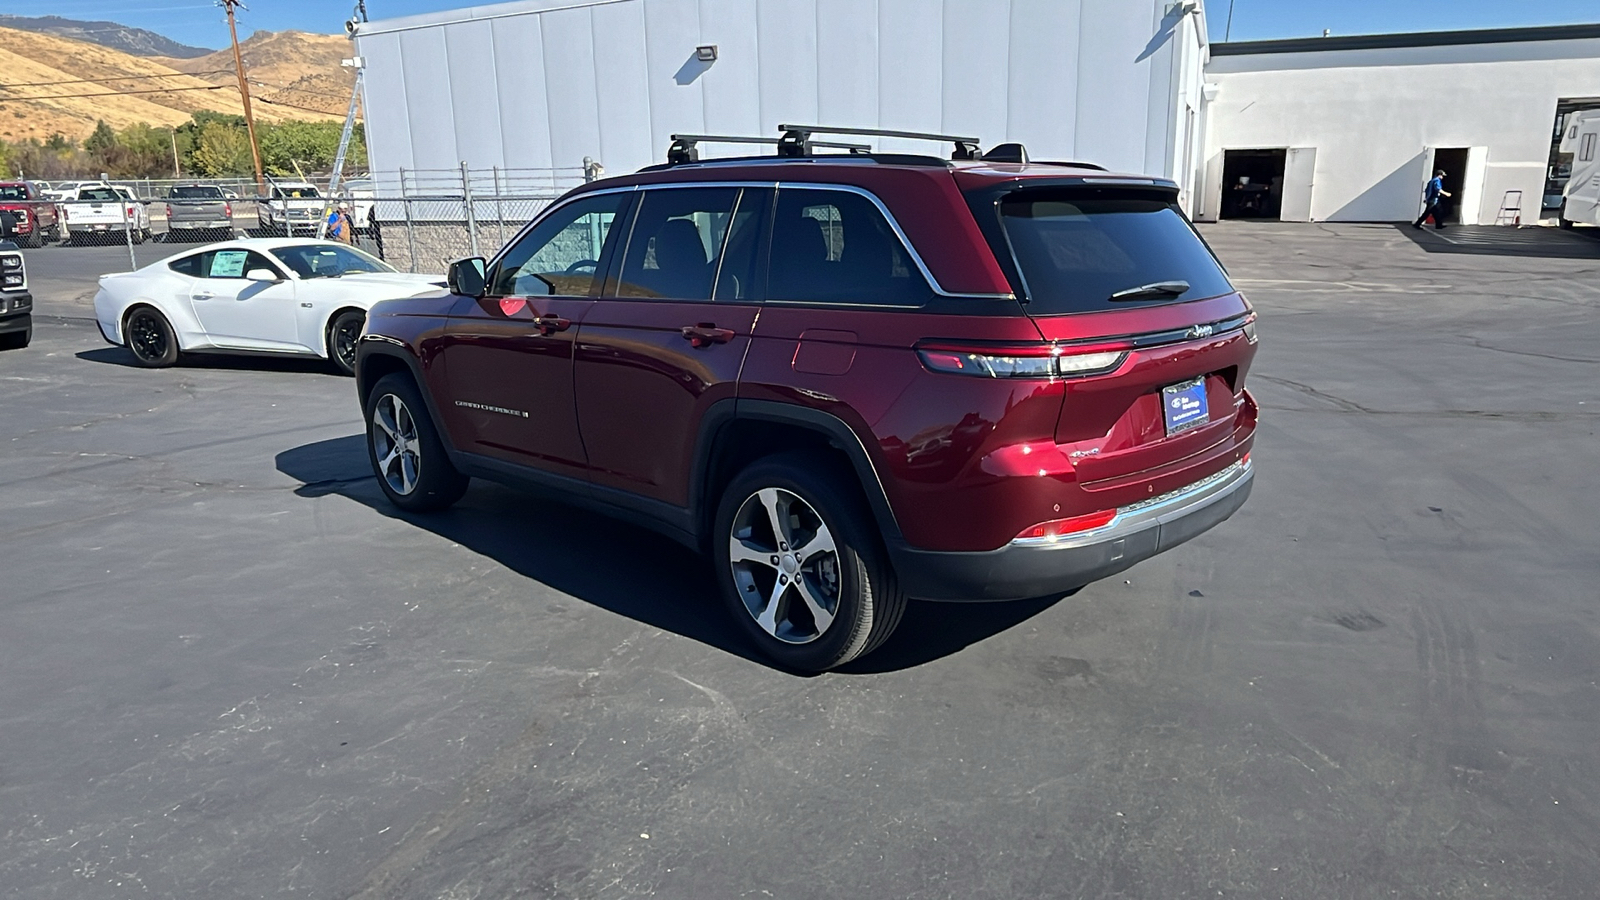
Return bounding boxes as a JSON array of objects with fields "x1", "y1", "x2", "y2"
[
  {"x1": 258, "y1": 181, "x2": 327, "y2": 236},
  {"x1": 59, "y1": 184, "x2": 152, "y2": 245}
]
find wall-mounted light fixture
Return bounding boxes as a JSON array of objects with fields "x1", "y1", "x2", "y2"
[{"x1": 695, "y1": 44, "x2": 718, "y2": 62}]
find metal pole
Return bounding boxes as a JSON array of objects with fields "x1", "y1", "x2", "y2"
[
  {"x1": 108, "y1": 171, "x2": 137, "y2": 271},
  {"x1": 461, "y1": 160, "x2": 478, "y2": 258},
  {"x1": 402, "y1": 197, "x2": 417, "y2": 274},
  {"x1": 493, "y1": 166, "x2": 504, "y2": 249}
]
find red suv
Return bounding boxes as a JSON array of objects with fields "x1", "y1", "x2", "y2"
[{"x1": 355, "y1": 127, "x2": 1257, "y2": 671}]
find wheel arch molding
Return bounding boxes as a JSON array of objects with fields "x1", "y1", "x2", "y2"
[
  {"x1": 691, "y1": 399, "x2": 906, "y2": 553},
  {"x1": 354, "y1": 339, "x2": 460, "y2": 458}
]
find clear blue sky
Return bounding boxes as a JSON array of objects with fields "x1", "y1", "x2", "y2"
[{"x1": 7, "y1": 0, "x2": 1600, "y2": 52}]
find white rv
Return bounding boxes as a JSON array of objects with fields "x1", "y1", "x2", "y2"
[{"x1": 1559, "y1": 109, "x2": 1600, "y2": 228}]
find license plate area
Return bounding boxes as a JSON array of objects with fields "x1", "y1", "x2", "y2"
[{"x1": 1162, "y1": 377, "x2": 1209, "y2": 436}]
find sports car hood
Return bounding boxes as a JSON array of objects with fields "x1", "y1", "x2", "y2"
[{"x1": 334, "y1": 271, "x2": 448, "y2": 293}]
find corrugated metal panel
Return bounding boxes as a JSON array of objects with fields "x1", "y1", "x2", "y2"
[
  {"x1": 490, "y1": 13, "x2": 556, "y2": 168},
  {"x1": 398, "y1": 27, "x2": 458, "y2": 170},
  {"x1": 447, "y1": 19, "x2": 505, "y2": 170},
  {"x1": 357, "y1": 0, "x2": 1199, "y2": 182}
]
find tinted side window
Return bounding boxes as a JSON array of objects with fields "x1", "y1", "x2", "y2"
[
  {"x1": 767, "y1": 188, "x2": 932, "y2": 307},
  {"x1": 713, "y1": 188, "x2": 771, "y2": 302},
  {"x1": 168, "y1": 254, "x2": 204, "y2": 277},
  {"x1": 491, "y1": 193, "x2": 626, "y2": 297},
  {"x1": 615, "y1": 188, "x2": 739, "y2": 301},
  {"x1": 193, "y1": 249, "x2": 281, "y2": 279}
]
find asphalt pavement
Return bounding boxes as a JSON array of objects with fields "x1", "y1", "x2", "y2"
[{"x1": 1, "y1": 222, "x2": 1597, "y2": 898}]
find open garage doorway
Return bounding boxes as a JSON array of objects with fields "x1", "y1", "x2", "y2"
[
  {"x1": 1220, "y1": 149, "x2": 1285, "y2": 219},
  {"x1": 1429, "y1": 148, "x2": 1470, "y2": 224}
]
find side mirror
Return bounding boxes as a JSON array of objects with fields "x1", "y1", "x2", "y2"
[
  {"x1": 448, "y1": 256, "x2": 488, "y2": 298},
  {"x1": 245, "y1": 268, "x2": 281, "y2": 283}
]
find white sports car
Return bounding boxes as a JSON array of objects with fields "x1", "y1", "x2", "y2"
[{"x1": 93, "y1": 238, "x2": 444, "y2": 375}]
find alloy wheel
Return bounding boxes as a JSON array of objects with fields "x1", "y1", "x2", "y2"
[
  {"x1": 332, "y1": 317, "x2": 362, "y2": 372},
  {"x1": 127, "y1": 312, "x2": 167, "y2": 362},
  {"x1": 372, "y1": 393, "x2": 422, "y2": 495},
  {"x1": 728, "y1": 488, "x2": 842, "y2": 644}
]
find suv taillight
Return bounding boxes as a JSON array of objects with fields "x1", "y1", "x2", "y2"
[{"x1": 916, "y1": 341, "x2": 1129, "y2": 379}]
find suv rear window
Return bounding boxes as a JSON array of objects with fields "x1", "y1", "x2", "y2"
[{"x1": 996, "y1": 191, "x2": 1233, "y2": 314}]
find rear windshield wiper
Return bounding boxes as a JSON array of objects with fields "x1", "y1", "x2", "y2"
[{"x1": 1109, "y1": 280, "x2": 1190, "y2": 302}]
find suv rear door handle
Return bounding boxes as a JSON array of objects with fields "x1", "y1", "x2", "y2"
[
  {"x1": 681, "y1": 323, "x2": 735, "y2": 348},
  {"x1": 535, "y1": 314, "x2": 571, "y2": 334}
]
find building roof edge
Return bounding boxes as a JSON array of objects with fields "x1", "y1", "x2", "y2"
[{"x1": 1213, "y1": 23, "x2": 1600, "y2": 57}]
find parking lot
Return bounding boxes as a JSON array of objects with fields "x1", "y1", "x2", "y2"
[{"x1": 2, "y1": 222, "x2": 1597, "y2": 898}]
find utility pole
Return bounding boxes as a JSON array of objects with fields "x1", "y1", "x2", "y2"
[{"x1": 220, "y1": 0, "x2": 265, "y2": 195}]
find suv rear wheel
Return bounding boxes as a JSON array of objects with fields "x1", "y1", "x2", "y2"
[
  {"x1": 365, "y1": 373, "x2": 469, "y2": 512},
  {"x1": 713, "y1": 452, "x2": 906, "y2": 671}
]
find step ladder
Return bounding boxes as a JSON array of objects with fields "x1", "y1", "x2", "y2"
[{"x1": 1494, "y1": 190, "x2": 1523, "y2": 226}]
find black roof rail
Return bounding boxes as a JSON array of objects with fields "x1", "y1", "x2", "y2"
[
  {"x1": 777, "y1": 124, "x2": 983, "y2": 160},
  {"x1": 1037, "y1": 160, "x2": 1108, "y2": 171},
  {"x1": 667, "y1": 133, "x2": 870, "y2": 165}
]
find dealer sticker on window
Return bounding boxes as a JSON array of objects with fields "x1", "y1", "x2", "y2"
[{"x1": 1162, "y1": 377, "x2": 1209, "y2": 436}]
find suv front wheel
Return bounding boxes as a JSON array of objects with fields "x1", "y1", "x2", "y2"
[
  {"x1": 713, "y1": 452, "x2": 906, "y2": 671},
  {"x1": 365, "y1": 373, "x2": 469, "y2": 512}
]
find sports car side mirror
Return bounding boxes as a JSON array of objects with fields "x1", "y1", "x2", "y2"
[
  {"x1": 448, "y1": 257, "x2": 487, "y2": 298},
  {"x1": 245, "y1": 268, "x2": 281, "y2": 283}
]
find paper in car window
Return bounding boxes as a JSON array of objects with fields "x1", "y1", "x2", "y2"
[{"x1": 210, "y1": 250, "x2": 249, "y2": 278}]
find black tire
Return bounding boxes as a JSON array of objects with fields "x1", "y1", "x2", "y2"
[
  {"x1": 712, "y1": 451, "x2": 907, "y2": 671},
  {"x1": 364, "y1": 372, "x2": 468, "y2": 512},
  {"x1": 1559, "y1": 203, "x2": 1574, "y2": 230},
  {"x1": 326, "y1": 310, "x2": 365, "y2": 376},
  {"x1": 23, "y1": 229, "x2": 41, "y2": 249},
  {"x1": 123, "y1": 306, "x2": 179, "y2": 367},
  {"x1": 0, "y1": 325, "x2": 29, "y2": 350}
]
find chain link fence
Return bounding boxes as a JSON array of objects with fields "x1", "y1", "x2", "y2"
[{"x1": 8, "y1": 163, "x2": 599, "y2": 274}]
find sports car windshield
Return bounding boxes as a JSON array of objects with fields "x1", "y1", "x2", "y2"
[{"x1": 270, "y1": 244, "x2": 394, "y2": 279}]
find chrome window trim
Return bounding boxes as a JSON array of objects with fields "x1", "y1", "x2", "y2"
[{"x1": 490, "y1": 180, "x2": 1016, "y2": 301}]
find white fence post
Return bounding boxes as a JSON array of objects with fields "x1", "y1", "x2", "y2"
[{"x1": 461, "y1": 160, "x2": 479, "y2": 259}]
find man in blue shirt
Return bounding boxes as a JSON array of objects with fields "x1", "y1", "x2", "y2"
[{"x1": 1413, "y1": 169, "x2": 1452, "y2": 229}]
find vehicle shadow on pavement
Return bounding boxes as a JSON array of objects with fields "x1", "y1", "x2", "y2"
[
  {"x1": 1394, "y1": 223, "x2": 1600, "y2": 258},
  {"x1": 75, "y1": 346, "x2": 341, "y2": 376},
  {"x1": 276, "y1": 435, "x2": 1063, "y2": 674}
]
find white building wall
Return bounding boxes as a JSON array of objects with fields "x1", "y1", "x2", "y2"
[
  {"x1": 1201, "y1": 36, "x2": 1600, "y2": 224},
  {"x1": 354, "y1": 0, "x2": 1208, "y2": 188}
]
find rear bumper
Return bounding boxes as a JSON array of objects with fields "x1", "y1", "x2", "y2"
[{"x1": 891, "y1": 458, "x2": 1254, "y2": 601}]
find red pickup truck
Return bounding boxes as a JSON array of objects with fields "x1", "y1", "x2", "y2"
[{"x1": 0, "y1": 182, "x2": 61, "y2": 248}]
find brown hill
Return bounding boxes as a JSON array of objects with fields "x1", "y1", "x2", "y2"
[
  {"x1": 0, "y1": 26, "x2": 342, "y2": 143},
  {"x1": 155, "y1": 30, "x2": 357, "y2": 119}
]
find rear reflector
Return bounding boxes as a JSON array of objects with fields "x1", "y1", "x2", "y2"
[{"x1": 1013, "y1": 509, "x2": 1117, "y2": 543}]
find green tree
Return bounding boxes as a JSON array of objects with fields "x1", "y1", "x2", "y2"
[
  {"x1": 83, "y1": 120, "x2": 117, "y2": 155},
  {"x1": 189, "y1": 121, "x2": 253, "y2": 177}
]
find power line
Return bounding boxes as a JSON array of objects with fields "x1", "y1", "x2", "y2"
[
  {"x1": 0, "y1": 83, "x2": 224, "y2": 100},
  {"x1": 0, "y1": 69, "x2": 233, "y2": 89}
]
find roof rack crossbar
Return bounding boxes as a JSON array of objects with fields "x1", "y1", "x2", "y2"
[
  {"x1": 668, "y1": 133, "x2": 871, "y2": 164},
  {"x1": 777, "y1": 124, "x2": 983, "y2": 160}
]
